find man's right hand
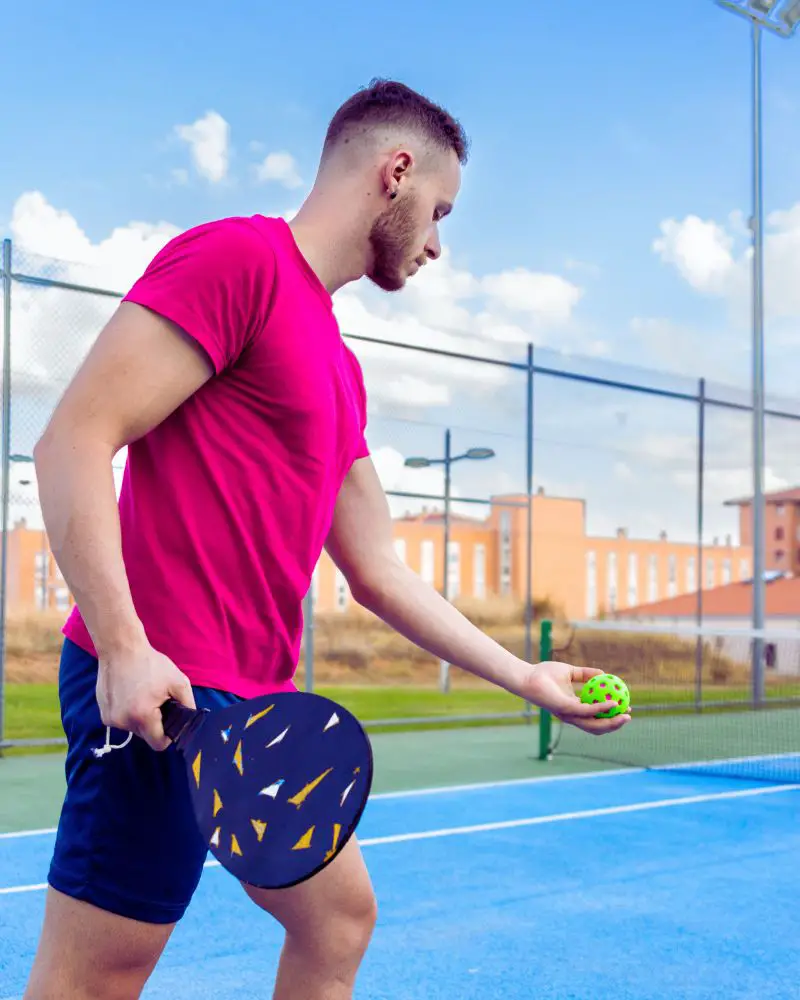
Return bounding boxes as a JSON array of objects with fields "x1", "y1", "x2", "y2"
[{"x1": 96, "y1": 642, "x2": 197, "y2": 752}]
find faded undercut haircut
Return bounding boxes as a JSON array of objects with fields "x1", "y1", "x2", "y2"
[{"x1": 322, "y1": 78, "x2": 469, "y2": 166}]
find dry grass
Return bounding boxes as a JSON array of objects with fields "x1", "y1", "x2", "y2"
[{"x1": 5, "y1": 601, "x2": 790, "y2": 693}]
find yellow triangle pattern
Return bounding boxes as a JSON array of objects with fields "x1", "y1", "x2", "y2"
[
  {"x1": 192, "y1": 751, "x2": 202, "y2": 788},
  {"x1": 245, "y1": 705, "x2": 274, "y2": 729},
  {"x1": 233, "y1": 740, "x2": 244, "y2": 776},
  {"x1": 324, "y1": 823, "x2": 342, "y2": 863},
  {"x1": 251, "y1": 818, "x2": 267, "y2": 842},
  {"x1": 213, "y1": 789, "x2": 223, "y2": 817},
  {"x1": 231, "y1": 833, "x2": 242, "y2": 857},
  {"x1": 287, "y1": 768, "x2": 333, "y2": 808},
  {"x1": 291, "y1": 826, "x2": 315, "y2": 851}
]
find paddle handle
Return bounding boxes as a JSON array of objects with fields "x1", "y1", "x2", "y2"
[{"x1": 161, "y1": 698, "x2": 206, "y2": 746}]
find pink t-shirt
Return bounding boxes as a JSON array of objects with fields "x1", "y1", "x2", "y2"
[{"x1": 63, "y1": 215, "x2": 370, "y2": 698}]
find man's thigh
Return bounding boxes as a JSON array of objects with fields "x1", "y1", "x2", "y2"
[{"x1": 242, "y1": 835, "x2": 377, "y2": 937}]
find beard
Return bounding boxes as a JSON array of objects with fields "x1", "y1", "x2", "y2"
[{"x1": 367, "y1": 194, "x2": 420, "y2": 292}]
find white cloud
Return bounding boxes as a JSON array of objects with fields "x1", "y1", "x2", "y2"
[
  {"x1": 652, "y1": 215, "x2": 736, "y2": 296},
  {"x1": 10, "y1": 190, "x2": 179, "y2": 292},
  {"x1": 174, "y1": 111, "x2": 230, "y2": 183},
  {"x1": 653, "y1": 200, "x2": 800, "y2": 322},
  {"x1": 481, "y1": 269, "x2": 583, "y2": 324},
  {"x1": 255, "y1": 151, "x2": 303, "y2": 189}
]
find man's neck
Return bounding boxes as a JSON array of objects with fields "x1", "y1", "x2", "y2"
[{"x1": 288, "y1": 189, "x2": 372, "y2": 295}]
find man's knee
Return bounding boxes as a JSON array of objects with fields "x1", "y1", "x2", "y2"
[{"x1": 322, "y1": 881, "x2": 378, "y2": 959}]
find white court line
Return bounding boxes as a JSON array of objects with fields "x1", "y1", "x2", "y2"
[
  {"x1": 2, "y1": 782, "x2": 797, "y2": 898},
  {"x1": 0, "y1": 769, "x2": 646, "y2": 841}
]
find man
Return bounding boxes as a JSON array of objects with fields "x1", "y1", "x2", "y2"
[{"x1": 25, "y1": 79, "x2": 630, "y2": 999}]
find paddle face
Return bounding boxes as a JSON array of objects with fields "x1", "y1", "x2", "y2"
[{"x1": 164, "y1": 691, "x2": 373, "y2": 890}]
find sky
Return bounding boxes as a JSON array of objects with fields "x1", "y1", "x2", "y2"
[{"x1": 1, "y1": 0, "x2": 800, "y2": 546}]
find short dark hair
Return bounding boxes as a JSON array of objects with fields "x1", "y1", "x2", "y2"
[{"x1": 323, "y1": 78, "x2": 469, "y2": 165}]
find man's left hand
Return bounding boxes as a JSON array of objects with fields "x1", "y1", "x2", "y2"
[{"x1": 515, "y1": 661, "x2": 632, "y2": 736}]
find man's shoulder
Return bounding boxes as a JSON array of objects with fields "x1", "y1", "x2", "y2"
[{"x1": 166, "y1": 213, "x2": 284, "y2": 257}]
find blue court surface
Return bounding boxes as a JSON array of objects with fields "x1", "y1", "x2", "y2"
[{"x1": 2, "y1": 767, "x2": 799, "y2": 999}]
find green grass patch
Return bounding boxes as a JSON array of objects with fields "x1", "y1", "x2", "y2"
[{"x1": 4, "y1": 680, "x2": 800, "y2": 750}]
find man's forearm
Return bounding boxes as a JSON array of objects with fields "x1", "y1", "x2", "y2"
[
  {"x1": 34, "y1": 434, "x2": 145, "y2": 657},
  {"x1": 353, "y1": 559, "x2": 527, "y2": 694}
]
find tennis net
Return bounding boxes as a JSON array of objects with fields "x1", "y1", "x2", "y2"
[{"x1": 538, "y1": 619, "x2": 800, "y2": 783}]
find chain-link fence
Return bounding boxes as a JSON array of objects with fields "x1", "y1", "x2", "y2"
[{"x1": 2, "y1": 236, "x2": 800, "y2": 748}]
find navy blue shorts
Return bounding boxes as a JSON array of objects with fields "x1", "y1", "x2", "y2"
[{"x1": 48, "y1": 638, "x2": 242, "y2": 925}]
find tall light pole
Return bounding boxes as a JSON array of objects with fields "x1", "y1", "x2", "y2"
[
  {"x1": 405, "y1": 428, "x2": 496, "y2": 692},
  {"x1": 715, "y1": 0, "x2": 800, "y2": 705}
]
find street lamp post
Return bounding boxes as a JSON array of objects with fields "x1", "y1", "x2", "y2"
[
  {"x1": 714, "y1": 0, "x2": 800, "y2": 705},
  {"x1": 405, "y1": 428, "x2": 495, "y2": 692}
]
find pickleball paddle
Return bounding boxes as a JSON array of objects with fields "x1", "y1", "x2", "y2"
[{"x1": 160, "y1": 691, "x2": 373, "y2": 890}]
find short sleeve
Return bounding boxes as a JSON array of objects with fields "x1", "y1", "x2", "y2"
[
  {"x1": 346, "y1": 347, "x2": 370, "y2": 461},
  {"x1": 123, "y1": 218, "x2": 276, "y2": 373}
]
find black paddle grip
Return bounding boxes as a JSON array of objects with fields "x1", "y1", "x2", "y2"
[{"x1": 161, "y1": 698, "x2": 207, "y2": 746}]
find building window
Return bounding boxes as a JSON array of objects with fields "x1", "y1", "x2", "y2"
[
  {"x1": 627, "y1": 553, "x2": 638, "y2": 607},
  {"x1": 447, "y1": 542, "x2": 461, "y2": 599},
  {"x1": 499, "y1": 511, "x2": 512, "y2": 595},
  {"x1": 722, "y1": 559, "x2": 732, "y2": 585},
  {"x1": 648, "y1": 555, "x2": 658, "y2": 602},
  {"x1": 420, "y1": 540, "x2": 435, "y2": 585},
  {"x1": 706, "y1": 557, "x2": 715, "y2": 589},
  {"x1": 776, "y1": 526, "x2": 785, "y2": 541},
  {"x1": 334, "y1": 568, "x2": 349, "y2": 612},
  {"x1": 775, "y1": 549, "x2": 785, "y2": 563},
  {"x1": 776, "y1": 504, "x2": 785, "y2": 516},
  {"x1": 667, "y1": 555, "x2": 677, "y2": 598},
  {"x1": 607, "y1": 552, "x2": 617, "y2": 612},
  {"x1": 473, "y1": 544, "x2": 486, "y2": 599},
  {"x1": 739, "y1": 558, "x2": 750, "y2": 580},
  {"x1": 686, "y1": 556, "x2": 696, "y2": 593},
  {"x1": 586, "y1": 551, "x2": 597, "y2": 618}
]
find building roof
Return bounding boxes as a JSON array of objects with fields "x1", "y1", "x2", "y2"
[
  {"x1": 394, "y1": 510, "x2": 488, "y2": 527},
  {"x1": 724, "y1": 487, "x2": 800, "y2": 507},
  {"x1": 617, "y1": 574, "x2": 800, "y2": 619}
]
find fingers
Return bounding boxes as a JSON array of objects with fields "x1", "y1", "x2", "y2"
[
  {"x1": 138, "y1": 707, "x2": 171, "y2": 752},
  {"x1": 568, "y1": 666, "x2": 606, "y2": 683},
  {"x1": 570, "y1": 698, "x2": 622, "y2": 718},
  {"x1": 169, "y1": 671, "x2": 197, "y2": 711},
  {"x1": 556, "y1": 710, "x2": 632, "y2": 736}
]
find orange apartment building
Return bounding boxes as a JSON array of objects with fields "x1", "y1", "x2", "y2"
[
  {"x1": 5, "y1": 486, "x2": 762, "y2": 622},
  {"x1": 725, "y1": 487, "x2": 800, "y2": 576}
]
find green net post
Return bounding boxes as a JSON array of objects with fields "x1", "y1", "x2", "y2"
[{"x1": 538, "y1": 619, "x2": 553, "y2": 760}]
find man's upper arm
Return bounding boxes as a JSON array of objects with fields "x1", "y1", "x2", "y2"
[
  {"x1": 39, "y1": 301, "x2": 216, "y2": 454},
  {"x1": 38, "y1": 221, "x2": 275, "y2": 453},
  {"x1": 326, "y1": 457, "x2": 397, "y2": 592}
]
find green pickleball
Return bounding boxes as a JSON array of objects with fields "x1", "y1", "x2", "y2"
[{"x1": 580, "y1": 673, "x2": 631, "y2": 718}]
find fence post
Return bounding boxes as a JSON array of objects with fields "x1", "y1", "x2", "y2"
[
  {"x1": 695, "y1": 377, "x2": 706, "y2": 712},
  {"x1": 0, "y1": 239, "x2": 13, "y2": 752},
  {"x1": 537, "y1": 619, "x2": 553, "y2": 759},
  {"x1": 524, "y1": 343, "x2": 534, "y2": 721}
]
